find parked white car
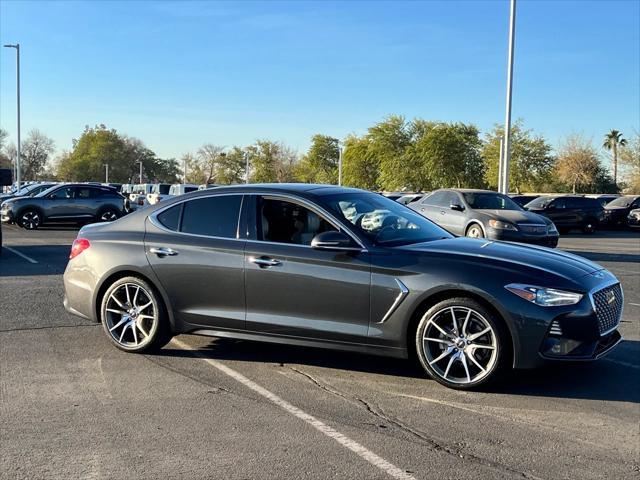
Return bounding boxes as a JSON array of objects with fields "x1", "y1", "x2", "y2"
[
  {"x1": 129, "y1": 184, "x2": 154, "y2": 210},
  {"x1": 147, "y1": 183, "x2": 198, "y2": 205}
]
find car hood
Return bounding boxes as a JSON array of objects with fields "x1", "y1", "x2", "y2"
[
  {"x1": 476, "y1": 209, "x2": 551, "y2": 224},
  {"x1": 604, "y1": 206, "x2": 629, "y2": 212},
  {"x1": 399, "y1": 237, "x2": 603, "y2": 280}
]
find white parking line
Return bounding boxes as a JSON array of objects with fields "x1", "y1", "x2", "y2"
[
  {"x1": 3, "y1": 246, "x2": 38, "y2": 264},
  {"x1": 172, "y1": 338, "x2": 416, "y2": 480},
  {"x1": 628, "y1": 303, "x2": 640, "y2": 307}
]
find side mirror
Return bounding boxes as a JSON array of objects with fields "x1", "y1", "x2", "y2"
[
  {"x1": 311, "y1": 231, "x2": 361, "y2": 251},
  {"x1": 450, "y1": 203, "x2": 464, "y2": 212}
]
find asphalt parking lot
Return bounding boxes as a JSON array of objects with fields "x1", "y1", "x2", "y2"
[{"x1": 1, "y1": 224, "x2": 638, "y2": 480}]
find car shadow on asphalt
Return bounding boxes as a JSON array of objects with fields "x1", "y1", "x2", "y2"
[{"x1": 155, "y1": 337, "x2": 640, "y2": 404}]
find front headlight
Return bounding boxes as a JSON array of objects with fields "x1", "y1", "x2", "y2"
[
  {"x1": 547, "y1": 223, "x2": 558, "y2": 234},
  {"x1": 489, "y1": 219, "x2": 517, "y2": 231},
  {"x1": 505, "y1": 283, "x2": 583, "y2": 306}
]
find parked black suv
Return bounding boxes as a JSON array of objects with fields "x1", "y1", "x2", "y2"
[
  {"x1": 524, "y1": 195, "x2": 604, "y2": 233},
  {"x1": 601, "y1": 195, "x2": 640, "y2": 229},
  {"x1": 1, "y1": 184, "x2": 127, "y2": 230}
]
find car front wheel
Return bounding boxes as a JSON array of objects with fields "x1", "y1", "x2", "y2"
[
  {"x1": 415, "y1": 297, "x2": 507, "y2": 389},
  {"x1": 100, "y1": 276, "x2": 171, "y2": 353},
  {"x1": 466, "y1": 224, "x2": 484, "y2": 238},
  {"x1": 19, "y1": 209, "x2": 42, "y2": 230}
]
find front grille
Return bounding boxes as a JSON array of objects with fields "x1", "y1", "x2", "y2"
[
  {"x1": 519, "y1": 224, "x2": 547, "y2": 234},
  {"x1": 592, "y1": 283, "x2": 623, "y2": 335}
]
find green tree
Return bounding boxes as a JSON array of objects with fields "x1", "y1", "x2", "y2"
[
  {"x1": 603, "y1": 129, "x2": 627, "y2": 186},
  {"x1": 0, "y1": 128, "x2": 11, "y2": 169},
  {"x1": 409, "y1": 122, "x2": 485, "y2": 190},
  {"x1": 341, "y1": 135, "x2": 380, "y2": 190},
  {"x1": 21, "y1": 129, "x2": 55, "y2": 181},
  {"x1": 57, "y1": 125, "x2": 178, "y2": 183},
  {"x1": 482, "y1": 122, "x2": 554, "y2": 193},
  {"x1": 217, "y1": 146, "x2": 247, "y2": 184},
  {"x1": 248, "y1": 140, "x2": 297, "y2": 183},
  {"x1": 296, "y1": 135, "x2": 339, "y2": 184}
]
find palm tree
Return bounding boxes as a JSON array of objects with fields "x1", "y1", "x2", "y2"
[{"x1": 603, "y1": 130, "x2": 627, "y2": 186}]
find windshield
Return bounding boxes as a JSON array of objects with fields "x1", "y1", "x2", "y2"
[
  {"x1": 320, "y1": 192, "x2": 452, "y2": 246},
  {"x1": 525, "y1": 196, "x2": 553, "y2": 209},
  {"x1": 463, "y1": 192, "x2": 522, "y2": 210},
  {"x1": 152, "y1": 184, "x2": 171, "y2": 194},
  {"x1": 14, "y1": 184, "x2": 39, "y2": 196},
  {"x1": 606, "y1": 196, "x2": 636, "y2": 207}
]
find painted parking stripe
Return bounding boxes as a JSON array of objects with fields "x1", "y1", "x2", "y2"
[
  {"x1": 602, "y1": 358, "x2": 640, "y2": 370},
  {"x1": 172, "y1": 338, "x2": 416, "y2": 480},
  {"x1": 3, "y1": 246, "x2": 38, "y2": 264},
  {"x1": 628, "y1": 302, "x2": 640, "y2": 307}
]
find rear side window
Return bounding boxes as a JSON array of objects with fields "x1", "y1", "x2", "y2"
[
  {"x1": 157, "y1": 205, "x2": 181, "y2": 231},
  {"x1": 180, "y1": 195, "x2": 242, "y2": 238}
]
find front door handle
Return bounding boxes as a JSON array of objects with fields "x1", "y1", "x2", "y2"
[
  {"x1": 150, "y1": 247, "x2": 178, "y2": 257},
  {"x1": 250, "y1": 256, "x2": 282, "y2": 268}
]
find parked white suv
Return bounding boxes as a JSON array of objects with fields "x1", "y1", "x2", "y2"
[{"x1": 147, "y1": 183, "x2": 198, "y2": 205}]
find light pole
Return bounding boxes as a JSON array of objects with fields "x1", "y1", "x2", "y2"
[
  {"x1": 103, "y1": 164, "x2": 109, "y2": 183},
  {"x1": 500, "y1": 0, "x2": 517, "y2": 194},
  {"x1": 183, "y1": 158, "x2": 187, "y2": 184},
  {"x1": 338, "y1": 144, "x2": 343, "y2": 186},
  {"x1": 245, "y1": 151, "x2": 250, "y2": 184},
  {"x1": 136, "y1": 161, "x2": 143, "y2": 184},
  {"x1": 4, "y1": 43, "x2": 20, "y2": 189}
]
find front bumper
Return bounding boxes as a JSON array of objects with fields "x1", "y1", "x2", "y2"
[
  {"x1": 0, "y1": 208, "x2": 15, "y2": 223},
  {"x1": 488, "y1": 228, "x2": 559, "y2": 248}
]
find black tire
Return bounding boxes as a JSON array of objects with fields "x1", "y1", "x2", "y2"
[
  {"x1": 98, "y1": 207, "x2": 120, "y2": 223},
  {"x1": 415, "y1": 297, "x2": 509, "y2": 390},
  {"x1": 18, "y1": 209, "x2": 42, "y2": 230},
  {"x1": 100, "y1": 276, "x2": 172, "y2": 353},
  {"x1": 582, "y1": 218, "x2": 597, "y2": 234},
  {"x1": 465, "y1": 223, "x2": 485, "y2": 239}
]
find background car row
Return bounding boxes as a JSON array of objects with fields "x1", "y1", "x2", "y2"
[{"x1": 386, "y1": 190, "x2": 640, "y2": 235}]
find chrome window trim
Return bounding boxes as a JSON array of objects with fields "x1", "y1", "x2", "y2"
[
  {"x1": 148, "y1": 193, "x2": 246, "y2": 242},
  {"x1": 256, "y1": 193, "x2": 368, "y2": 251},
  {"x1": 588, "y1": 278, "x2": 623, "y2": 337},
  {"x1": 377, "y1": 278, "x2": 409, "y2": 324}
]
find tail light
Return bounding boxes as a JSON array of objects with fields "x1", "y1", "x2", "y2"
[
  {"x1": 138, "y1": 198, "x2": 144, "y2": 205},
  {"x1": 69, "y1": 238, "x2": 91, "y2": 259}
]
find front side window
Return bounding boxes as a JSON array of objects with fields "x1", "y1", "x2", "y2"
[
  {"x1": 462, "y1": 192, "x2": 522, "y2": 211},
  {"x1": 320, "y1": 192, "x2": 452, "y2": 246},
  {"x1": 74, "y1": 187, "x2": 93, "y2": 199},
  {"x1": 49, "y1": 187, "x2": 74, "y2": 199},
  {"x1": 180, "y1": 195, "x2": 242, "y2": 238},
  {"x1": 422, "y1": 191, "x2": 448, "y2": 207},
  {"x1": 258, "y1": 197, "x2": 337, "y2": 245}
]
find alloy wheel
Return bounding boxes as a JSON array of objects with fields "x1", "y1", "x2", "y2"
[
  {"x1": 466, "y1": 225, "x2": 484, "y2": 238},
  {"x1": 21, "y1": 211, "x2": 41, "y2": 230},
  {"x1": 421, "y1": 306, "x2": 498, "y2": 385},
  {"x1": 100, "y1": 210, "x2": 118, "y2": 222},
  {"x1": 104, "y1": 283, "x2": 157, "y2": 349}
]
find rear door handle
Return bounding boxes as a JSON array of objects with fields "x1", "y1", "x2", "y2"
[
  {"x1": 250, "y1": 256, "x2": 282, "y2": 268},
  {"x1": 150, "y1": 247, "x2": 178, "y2": 257}
]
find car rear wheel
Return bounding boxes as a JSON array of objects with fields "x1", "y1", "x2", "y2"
[
  {"x1": 582, "y1": 219, "x2": 596, "y2": 234},
  {"x1": 100, "y1": 276, "x2": 171, "y2": 353},
  {"x1": 466, "y1": 224, "x2": 484, "y2": 238},
  {"x1": 99, "y1": 208, "x2": 120, "y2": 222},
  {"x1": 19, "y1": 209, "x2": 42, "y2": 230},
  {"x1": 415, "y1": 298, "x2": 507, "y2": 389}
]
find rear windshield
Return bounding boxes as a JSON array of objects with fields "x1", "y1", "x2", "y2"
[{"x1": 525, "y1": 196, "x2": 553, "y2": 208}]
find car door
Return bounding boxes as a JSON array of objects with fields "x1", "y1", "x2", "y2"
[
  {"x1": 544, "y1": 198, "x2": 569, "y2": 226},
  {"x1": 46, "y1": 186, "x2": 77, "y2": 219},
  {"x1": 244, "y1": 194, "x2": 371, "y2": 343},
  {"x1": 72, "y1": 186, "x2": 100, "y2": 219},
  {"x1": 145, "y1": 193, "x2": 247, "y2": 330},
  {"x1": 442, "y1": 191, "x2": 467, "y2": 235}
]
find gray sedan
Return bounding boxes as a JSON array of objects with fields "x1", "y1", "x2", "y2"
[
  {"x1": 63, "y1": 184, "x2": 622, "y2": 390},
  {"x1": 409, "y1": 189, "x2": 559, "y2": 247}
]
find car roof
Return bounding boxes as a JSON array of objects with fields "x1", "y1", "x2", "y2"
[
  {"x1": 434, "y1": 188, "x2": 501, "y2": 194},
  {"x1": 186, "y1": 183, "x2": 367, "y2": 197}
]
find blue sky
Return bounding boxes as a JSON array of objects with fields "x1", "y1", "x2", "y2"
[{"x1": 1, "y1": 0, "x2": 638, "y2": 160}]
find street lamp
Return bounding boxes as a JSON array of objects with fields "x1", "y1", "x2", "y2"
[
  {"x1": 4, "y1": 43, "x2": 20, "y2": 189},
  {"x1": 136, "y1": 161, "x2": 143, "y2": 184},
  {"x1": 244, "y1": 151, "x2": 250, "y2": 184},
  {"x1": 103, "y1": 164, "x2": 109, "y2": 183},
  {"x1": 499, "y1": 0, "x2": 517, "y2": 194}
]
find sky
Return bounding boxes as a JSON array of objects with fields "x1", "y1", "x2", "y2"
[{"x1": 0, "y1": 0, "x2": 639, "y2": 161}]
